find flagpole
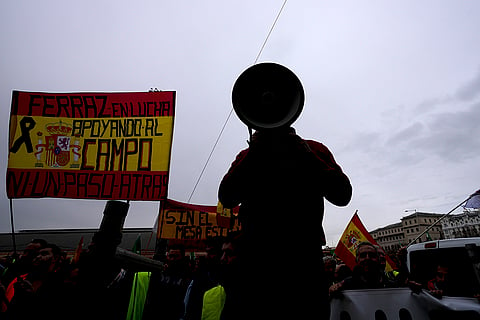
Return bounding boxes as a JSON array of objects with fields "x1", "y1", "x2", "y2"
[
  {"x1": 406, "y1": 192, "x2": 476, "y2": 247},
  {"x1": 9, "y1": 198, "x2": 17, "y2": 256}
]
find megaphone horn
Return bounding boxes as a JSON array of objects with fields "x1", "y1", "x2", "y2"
[{"x1": 232, "y1": 62, "x2": 305, "y2": 131}]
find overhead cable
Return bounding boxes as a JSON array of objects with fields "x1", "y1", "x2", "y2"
[{"x1": 187, "y1": 0, "x2": 289, "y2": 203}]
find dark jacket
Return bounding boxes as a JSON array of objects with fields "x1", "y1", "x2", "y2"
[
  {"x1": 218, "y1": 128, "x2": 352, "y2": 319},
  {"x1": 219, "y1": 128, "x2": 351, "y2": 245}
]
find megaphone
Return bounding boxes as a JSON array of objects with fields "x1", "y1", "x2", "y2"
[{"x1": 232, "y1": 62, "x2": 304, "y2": 131}]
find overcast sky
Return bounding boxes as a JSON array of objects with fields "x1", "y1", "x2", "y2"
[{"x1": 1, "y1": 0, "x2": 479, "y2": 246}]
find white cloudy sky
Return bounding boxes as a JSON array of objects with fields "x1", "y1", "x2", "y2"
[{"x1": 1, "y1": 0, "x2": 479, "y2": 246}]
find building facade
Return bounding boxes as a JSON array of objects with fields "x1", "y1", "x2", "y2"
[
  {"x1": 441, "y1": 209, "x2": 480, "y2": 239},
  {"x1": 371, "y1": 211, "x2": 444, "y2": 252},
  {"x1": 401, "y1": 212, "x2": 443, "y2": 244},
  {"x1": 0, "y1": 228, "x2": 157, "y2": 258},
  {"x1": 370, "y1": 222, "x2": 404, "y2": 252}
]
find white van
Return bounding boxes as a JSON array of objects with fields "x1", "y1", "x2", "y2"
[{"x1": 407, "y1": 237, "x2": 480, "y2": 298}]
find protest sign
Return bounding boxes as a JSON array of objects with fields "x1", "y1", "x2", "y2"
[
  {"x1": 158, "y1": 199, "x2": 240, "y2": 240},
  {"x1": 7, "y1": 90, "x2": 175, "y2": 200}
]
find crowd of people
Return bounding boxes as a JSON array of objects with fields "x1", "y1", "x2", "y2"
[
  {"x1": 0, "y1": 239, "x2": 83, "y2": 319},
  {"x1": 327, "y1": 242, "x2": 418, "y2": 296},
  {"x1": 2, "y1": 234, "x2": 475, "y2": 320}
]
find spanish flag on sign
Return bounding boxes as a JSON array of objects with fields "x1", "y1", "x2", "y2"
[{"x1": 335, "y1": 211, "x2": 396, "y2": 272}]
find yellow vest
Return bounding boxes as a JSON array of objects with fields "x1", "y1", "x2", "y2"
[
  {"x1": 201, "y1": 285, "x2": 226, "y2": 320},
  {"x1": 126, "y1": 272, "x2": 151, "y2": 320}
]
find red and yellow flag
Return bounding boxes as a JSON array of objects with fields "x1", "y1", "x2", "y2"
[{"x1": 335, "y1": 211, "x2": 396, "y2": 272}]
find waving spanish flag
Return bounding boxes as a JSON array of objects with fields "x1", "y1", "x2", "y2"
[{"x1": 335, "y1": 211, "x2": 396, "y2": 272}]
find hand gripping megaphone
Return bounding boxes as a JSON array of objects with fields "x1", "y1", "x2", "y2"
[{"x1": 232, "y1": 62, "x2": 305, "y2": 131}]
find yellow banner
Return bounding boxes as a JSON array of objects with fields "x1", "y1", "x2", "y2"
[
  {"x1": 159, "y1": 199, "x2": 240, "y2": 240},
  {"x1": 8, "y1": 116, "x2": 173, "y2": 171},
  {"x1": 7, "y1": 91, "x2": 176, "y2": 200}
]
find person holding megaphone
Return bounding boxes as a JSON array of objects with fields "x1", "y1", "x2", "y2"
[{"x1": 218, "y1": 63, "x2": 352, "y2": 319}]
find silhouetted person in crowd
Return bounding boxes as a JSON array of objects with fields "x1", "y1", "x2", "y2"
[
  {"x1": 183, "y1": 237, "x2": 223, "y2": 320},
  {"x1": 334, "y1": 263, "x2": 352, "y2": 284},
  {"x1": 1, "y1": 239, "x2": 47, "y2": 288},
  {"x1": 219, "y1": 127, "x2": 352, "y2": 319},
  {"x1": 330, "y1": 241, "x2": 396, "y2": 296},
  {"x1": 376, "y1": 245, "x2": 398, "y2": 282},
  {"x1": 201, "y1": 232, "x2": 243, "y2": 320},
  {"x1": 324, "y1": 256, "x2": 337, "y2": 287},
  {"x1": 376, "y1": 245, "x2": 411, "y2": 287},
  {"x1": 143, "y1": 243, "x2": 191, "y2": 320},
  {"x1": 427, "y1": 264, "x2": 449, "y2": 298},
  {"x1": 375, "y1": 245, "x2": 387, "y2": 270},
  {"x1": 391, "y1": 246, "x2": 414, "y2": 287},
  {"x1": 77, "y1": 237, "x2": 131, "y2": 319},
  {"x1": 4, "y1": 243, "x2": 65, "y2": 319}
]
